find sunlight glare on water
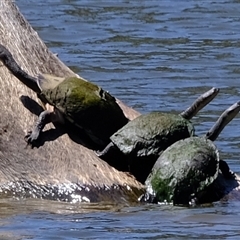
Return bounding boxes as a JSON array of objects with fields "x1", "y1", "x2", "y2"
[{"x1": 1, "y1": 0, "x2": 240, "y2": 238}]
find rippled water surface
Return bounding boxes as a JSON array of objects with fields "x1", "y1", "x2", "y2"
[{"x1": 2, "y1": 0, "x2": 240, "y2": 239}]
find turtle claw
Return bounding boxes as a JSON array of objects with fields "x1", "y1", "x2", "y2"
[
  {"x1": 24, "y1": 130, "x2": 40, "y2": 148},
  {"x1": 94, "y1": 150, "x2": 103, "y2": 157}
]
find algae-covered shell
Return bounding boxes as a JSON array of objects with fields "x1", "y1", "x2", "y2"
[
  {"x1": 145, "y1": 101, "x2": 240, "y2": 206},
  {"x1": 108, "y1": 87, "x2": 219, "y2": 158},
  {"x1": 145, "y1": 137, "x2": 219, "y2": 205},
  {"x1": 110, "y1": 111, "x2": 194, "y2": 158},
  {"x1": 96, "y1": 88, "x2": 219, "y2": 183},
  {"x1": 40, "y1": 76, "x2": 128, "y2": 145},
  {"x1": 0, "y1": 44, "x2": 128, "y2": 147}
]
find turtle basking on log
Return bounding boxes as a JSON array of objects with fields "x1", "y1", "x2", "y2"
[
  {"x1": 96, "y1": 87, "x2": 219, "y2": 183},
  {"x1": 144, "y1": 101, "x2": 240, "y2": 206},
  {"x1": 0, "y1": 44, "x2": 128, "y2": 147}
]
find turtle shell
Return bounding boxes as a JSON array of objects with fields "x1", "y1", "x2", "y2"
[
  {"x1": 110, "y1": 112, "x2": 194, "y2": 158},
  {"x1": 145, "y1": 136, "x2": 219, "y2": 205},
  {"x1": 40, "y1": 76, "x2": 128, "y2": 145}
]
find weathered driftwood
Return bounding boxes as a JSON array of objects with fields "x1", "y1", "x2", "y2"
[{"x1": 0, "y1": 0, "x2": 144, "y2": 202}]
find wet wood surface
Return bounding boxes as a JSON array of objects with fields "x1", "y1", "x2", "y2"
[{"x1": 0, "y1": 0, "x2": 144, "y2": 202}]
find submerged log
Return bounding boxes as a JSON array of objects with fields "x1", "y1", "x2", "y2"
[{"x1": 0, "y1": 0, "x2": 144, "y2": 202}]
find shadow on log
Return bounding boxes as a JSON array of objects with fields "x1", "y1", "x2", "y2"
[{"x1": 0, "y1": 0, "x2": 144, "y2": 203}]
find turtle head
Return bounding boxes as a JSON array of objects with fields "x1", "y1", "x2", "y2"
[
  {"x1": 180, "y1": 87, "x2": 219, "y2": 120},
  {"x1": 0, "y1": 44, "x2": 41, "y2": 93},
  {"x1": 206, "y1": 101, "x2": 240, "y2": 141},
  {"x1": 0, "y1": 44, "x2": 15, "y2": 66}
]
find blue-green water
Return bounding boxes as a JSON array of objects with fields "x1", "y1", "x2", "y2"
[{"x1": 1, "y1": 0, "x2": 240, "y2": 239}]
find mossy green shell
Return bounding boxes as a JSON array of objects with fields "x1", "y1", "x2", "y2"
[
  {"x1": 110, "y1": 112, "x2": 194, "y2": 157},
  {"x1": 145, "y1": 137, "x2": 219, "y2": 205},
  {"x1": 40, "y1": 77, "x2": 128, "y2": 145}
]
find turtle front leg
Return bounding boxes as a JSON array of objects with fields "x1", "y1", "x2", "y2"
[
  {"x1": 25, "y1": 109, "x2": 53, "y2": 147},
  {"x1": 95, "y1": 142, "x2": 116, "y2": 157}
]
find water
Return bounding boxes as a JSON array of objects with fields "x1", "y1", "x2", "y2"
[
  {"x1": 2, "y1": 198, "x2": 240, "y2": 239},
  {"x1": 1, "y1": 0, "x2": 240, "y2": 238}
]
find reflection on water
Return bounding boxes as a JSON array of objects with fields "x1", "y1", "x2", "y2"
[{"x1": 2, "y1": 0, "x2": 240, "y2": 238}]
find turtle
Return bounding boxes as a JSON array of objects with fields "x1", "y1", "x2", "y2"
[
  {"x1": 0, "y1": 44, "x2": 128, "y2": 147},
  {"x1": 144, "y1": 101, "x2": 240, "y2": 206},
  {"x1": 96, "y1": 87, "x2": 219, "y2": 183}
]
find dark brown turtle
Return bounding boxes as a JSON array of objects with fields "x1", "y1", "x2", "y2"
[
  {"x1": 96, "y1": 88, "x2": 219, "y2": 183},
  {"x1": 144, "y1": 101, "x2": 240, "y2": 206},
  {"x1": 0, "y1": 44, "x2": 128, "y2": 147}
]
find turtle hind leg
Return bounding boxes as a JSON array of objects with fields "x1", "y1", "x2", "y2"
[
  {"x1": 95, "y1": 142, "x2": 116, "y2": 158},
  {"x1": 25, "y1": 109, "x2": 53, "y2": 148},
  {"x1": 219, "y1": 159, "x2": 234, "y2": 179}
]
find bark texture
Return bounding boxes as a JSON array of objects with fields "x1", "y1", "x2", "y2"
[{"x1": 0, "y1": 0, "x2": 144, "y2": 202}]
